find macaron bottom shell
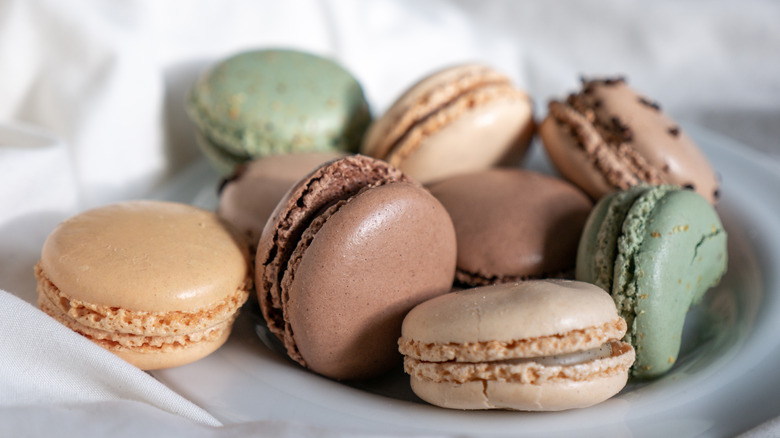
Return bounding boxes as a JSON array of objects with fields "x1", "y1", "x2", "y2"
[{"x1": 410, "y1": 371, "x2": 629, "y2": 411}]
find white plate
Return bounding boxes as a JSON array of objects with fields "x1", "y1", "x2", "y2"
[{"x1": 151, "y1": 125, "x2": 780, "y2": 437}]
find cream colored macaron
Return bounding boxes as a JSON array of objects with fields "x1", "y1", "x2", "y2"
[
  {"x1": 35, "y1": 200, "x2": 252, "y2": 370},
  {"x1": 398, "y1": 280, "x2": 634, "y2": 411},
  {"x1": 361, "y1": 64, "x2": 534, "y2": 184}
]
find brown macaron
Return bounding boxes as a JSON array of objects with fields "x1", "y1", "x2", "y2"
[
  {"x1": 217, "y1": 152, "x2": 346, "y2": 251},
  {"x1": 35, "y1": 201, "x2": 252, "y2": 370},
  {"x1": 427, "y1": 169, "x2": 592, "y2": 286},
  {"x1": 539, "y1": 77, "x2": 719, "y2": 204},
  {"x1": 255, "y1": 155, "x2": 457, "y2": 380}
]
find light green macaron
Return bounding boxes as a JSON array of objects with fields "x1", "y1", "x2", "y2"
[
  {"x1": 187, "y1": 49, "x2": 371, "y2": 174},
  {"x1": 577, "y1": 185, "x2": 727, "y2": 378}
]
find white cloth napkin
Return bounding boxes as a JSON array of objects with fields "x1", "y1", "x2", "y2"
[{"x1": 1, "y1": 0, "x2": 779, "y2": 436}]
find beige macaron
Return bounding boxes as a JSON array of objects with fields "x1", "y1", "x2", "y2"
[
  {"x1": 35, "y1": 200, "x2": 252, "y2": 370},
  {"x1": 361, "y1": 64, "x2": 535, "y2": 184},
  {"x1": 399, "y1": 280, "x2": 634, "y2": 411}
]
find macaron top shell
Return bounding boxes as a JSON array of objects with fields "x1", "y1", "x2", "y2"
[
  {"x1": 187, "y1": 49, "x2": 371, "y2": 158},
  {"x1": 541, "y1": 78, "x2": 719, "y2": 204},
  {"x1": 217, "y1": 152, "x2": 345, "y2": 246},
  {"x1": 427, "y1": 169, "x2": 592, "y2": 284},
  {"x1": 402, "y1": 280, "x2": 621, "y2": 345},
  {"x1": 40, "y1": 200, "x2": 250, "y2": 312},
  {"x1": 283, "y1": 182, "x2": 457, "y2": 379}
]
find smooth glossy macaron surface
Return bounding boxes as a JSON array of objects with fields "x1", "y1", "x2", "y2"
[
  {"x1": 40, "y1": 200, "x2": 250, "y2": 312},
  {"x1": 427, "y1": 168, "x2": 592, "y2": 285},
  {"x1": 285, "y1": 182, "x2": 457, "y2": 379},
  {"x1": 402, "y1": 280, "x2": 620, "y2": 344}
]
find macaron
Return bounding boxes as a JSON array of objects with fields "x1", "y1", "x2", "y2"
[
  {"x1": 187, "y1": 49, "x2": 371, "y2": 174},
  {"x1": 426, "y1": 168, "x2": 592, "y2": 286},
  {"x1": 34, "y1": 201, "x2": 252, "y2": 370},
  {"x1": 576, "y1": 185, "x2": 728, "y2": 378},
  {"x1": 361, "y1": 64, "x2": 535, "y2": 184},
  {"x1": 256, "y1": 155, "x2": 457, "y2": 380},
  {"x1": 399, "y1": 280, "x2": 635, "y2": 411},
  {"x1": 217, "y1": 151, "x2": 345, "y2": 250},
  {"x1": 539, "y1": 77, "x2": 719, "y2": 204}
]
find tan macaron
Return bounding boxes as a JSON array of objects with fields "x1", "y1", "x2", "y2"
[
  {"x1": 362, "y1": 64, "x2": 535, "y2": 184},
  {"x1": 399, "y1": 280, "x2": 634, "y2": 411},
  {"x1": 35, "y1": 200, "x2": 252, "y2": 370}
]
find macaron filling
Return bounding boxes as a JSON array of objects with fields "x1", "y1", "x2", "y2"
[{"x1": 404, "y1": 340, "x2": 634, "y2": 385}]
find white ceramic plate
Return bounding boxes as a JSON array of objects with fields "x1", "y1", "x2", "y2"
[{"x1": 151, "y1": 125, "x2": 780, "y2": 437}]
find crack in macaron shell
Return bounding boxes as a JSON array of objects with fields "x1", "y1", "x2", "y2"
[{"x1": 577, "y1": 186, "x2": 728, "y2": 378}]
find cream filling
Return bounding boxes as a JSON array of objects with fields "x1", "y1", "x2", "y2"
[{"x1": 498, "y1": 343, "x2": 613, "y2": 367}]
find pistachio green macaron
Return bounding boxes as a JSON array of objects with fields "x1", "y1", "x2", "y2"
[
  {"x1": 576, "y1": 185, "x2": 727, "y2": 378},
  {"x1": 187, "y1": 49, "x2": 371, "y2": 174}
]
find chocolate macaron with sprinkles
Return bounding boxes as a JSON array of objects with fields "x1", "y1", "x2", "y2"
[{"x1": 540, "y1": 77, "x2": 720, "y2": 204}]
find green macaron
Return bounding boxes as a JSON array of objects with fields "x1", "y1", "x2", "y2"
[
  {"x1": 576, "y1": 185, "x2": 727, "y2": 378},
  {"x1": 187, "y1": 49, "x2": 371, "y2": 174}
]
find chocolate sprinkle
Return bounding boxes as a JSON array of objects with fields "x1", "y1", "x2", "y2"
[
  {"x1": 668, "y1": 126, "x2": 680, "y2": 137},
  {"x1": 638, "y1": 96, "x2": 661, "y2": 111},
  {"x1": 683, "y1": 183, "x2": 695, "y2": 191},
  {"x1": 714, "y1": 188, "x2": 721, "y2": 200}
]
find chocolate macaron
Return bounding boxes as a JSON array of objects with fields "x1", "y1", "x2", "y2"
[
  {"x1": 427, "y1": 169, "x2": 592, "y2": 286},
  {"x1": 539, "y1": 77, "x2": 719, "y2": 204},
  {"x1": 256, "y1": 155, "x2": 457, "y2": 380}
]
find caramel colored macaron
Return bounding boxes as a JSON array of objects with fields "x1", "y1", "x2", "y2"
[
  {"x1": 539, "y1": 77, "x2": 719, "y2": 204},
  {"x1": 399, "y1": 280, "x2": 635, "y2": 411},
  {"x1": 35, "y1": 200, "x2": 252, "y2": 370},
  {"x1": 217, "y1": 152, "x2": 345, "y2": 250},
  {"x1": 427, "y1": 169, "x2": 592, "y2": 286},
  {"x1": 361, "y1": 64, "x2": 534, "y2": 184},
  {"x1": 256, "y1": 155, "x2": 457, "y2": 380}
]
